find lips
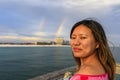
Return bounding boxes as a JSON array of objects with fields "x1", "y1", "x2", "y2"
[{"x1": 73, "y1": 47, "x2": 82, "y2": 52}]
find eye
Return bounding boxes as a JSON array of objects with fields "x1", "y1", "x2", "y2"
[
  {"x1": 80, "y1": 37, "x2": 87, "y2": 39},
  {"x1": 71, "y1": 36, "x2": 76, "y2": 39}
]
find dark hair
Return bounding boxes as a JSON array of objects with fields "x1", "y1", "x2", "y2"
[{"x1": 70, "y1": 19, "x2": 116, "y2": 80}]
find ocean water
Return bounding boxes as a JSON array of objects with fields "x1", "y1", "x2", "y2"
[{"x1": 0, "y1": 46, "x2": 119, "y2": 80}]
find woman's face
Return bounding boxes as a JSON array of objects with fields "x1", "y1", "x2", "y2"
[{"x1": 70, "y1": 25, "x2": 99, "y2": 58}]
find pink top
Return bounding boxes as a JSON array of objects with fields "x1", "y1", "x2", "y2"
[{"x1": 70, "y1": 73, "x2": 108, "y2": 80}]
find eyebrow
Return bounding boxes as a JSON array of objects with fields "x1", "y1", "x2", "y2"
[{"x1": 72, "y1": 34, "x2": 88, "y2": 36}]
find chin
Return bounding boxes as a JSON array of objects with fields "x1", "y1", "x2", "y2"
[{"x1": 73, "y1": 52, "x2": 82, "y2": 58}]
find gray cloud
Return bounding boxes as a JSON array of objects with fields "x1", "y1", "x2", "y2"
[{"x1": 0, "y1": 0, "x2": 120, "y2": 43}]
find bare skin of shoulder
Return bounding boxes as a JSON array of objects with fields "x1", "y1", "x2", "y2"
[{"x1": 76, "y1": 54, "x2": 105, "y2": 75}]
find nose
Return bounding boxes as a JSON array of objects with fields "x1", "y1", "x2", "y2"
[{"x1": 74, "y1": 38, "x2": 80, "y2": 45}]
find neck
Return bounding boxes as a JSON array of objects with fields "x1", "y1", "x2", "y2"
[{"x1": 80, "y1": 52, "x2": 99, "y2": 66}]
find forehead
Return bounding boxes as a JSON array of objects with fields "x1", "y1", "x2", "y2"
[{"x1": 72, "y1": 25, "x2": 92, "y2": 35}]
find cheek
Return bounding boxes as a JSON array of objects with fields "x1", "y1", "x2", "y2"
[
  {"x1": 82, "y1": 40, "x2": 90, "y2": 46},
  {"x1": 70, "y1": 40, "x2": 73, "y2": 46},
  {"x1": 82, "y1": 40, "x2": 96, "y2": 50}
]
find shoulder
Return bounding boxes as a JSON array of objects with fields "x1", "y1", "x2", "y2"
[{"x1": 76, "y1": 64, "x2": 105, "y2": 75}]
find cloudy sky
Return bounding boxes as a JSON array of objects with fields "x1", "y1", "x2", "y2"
[{"x1": 0, "y1": 0, "x2": 120, "y2": 45}]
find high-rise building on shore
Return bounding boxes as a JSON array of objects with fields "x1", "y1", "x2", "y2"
[{"x1": 55, "y1": 37, "x2": 64, "y2": 45}]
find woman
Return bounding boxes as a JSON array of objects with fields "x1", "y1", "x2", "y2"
[{"x1": 70, "y1": 19, "x2": 116, "y2": 80}]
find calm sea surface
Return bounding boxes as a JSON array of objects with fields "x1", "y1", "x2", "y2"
[{"x1": 0, "y1": 46, "x2": 119, "y2": 80}]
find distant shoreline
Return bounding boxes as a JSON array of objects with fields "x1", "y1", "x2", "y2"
[
  {"x1": 0, "y1": 44, "x2": 118, "y2": 47},
  {"x1": 0, "y1": 44, "x2": 70, "y2": 47}
]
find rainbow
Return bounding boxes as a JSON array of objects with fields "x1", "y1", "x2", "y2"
[
  {"x1": 55, "y1": 19, "x2": 66, "y2": 38},
  {"x1": 39, "y1": 18, "x2": 45, "y2": 31}
]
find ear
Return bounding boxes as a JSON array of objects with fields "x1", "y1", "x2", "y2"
[{"x1": 96, "y1": 42, "x2": 99, "y2": 49}]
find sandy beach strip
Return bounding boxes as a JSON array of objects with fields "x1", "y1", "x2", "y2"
[
  {"x1": 0, "y1": 44, "x2": 70, "y2": 47},
  {"x1": 116, "y1": 63, "x2": 120, "y2": 74}
]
